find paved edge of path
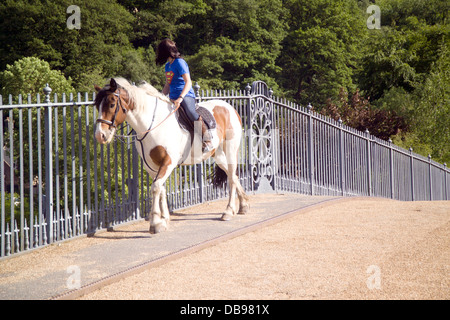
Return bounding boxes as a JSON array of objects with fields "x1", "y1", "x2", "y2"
[{"x1": 51, "y1": 196, "x2": 374, "y2": 300}]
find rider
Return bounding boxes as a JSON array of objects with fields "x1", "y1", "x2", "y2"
[{"x1": 156, "y1": 38, "x2": 213, "y2": 152}]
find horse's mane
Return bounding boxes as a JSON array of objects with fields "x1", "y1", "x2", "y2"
[
  {"x1": 95, "y1": 77, "x2": 170, "y2": 112},
  {"x1": 115, "y1": 78, "x2": 171, "y2": 110}
]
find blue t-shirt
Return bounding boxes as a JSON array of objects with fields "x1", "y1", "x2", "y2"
[{"x1": 165, "y1": 58, "x2": 195, "y2": 100}]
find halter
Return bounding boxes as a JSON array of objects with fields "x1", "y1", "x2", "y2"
[{"x1": 96, "y1": 90, "x2": 127, "y2": 129}]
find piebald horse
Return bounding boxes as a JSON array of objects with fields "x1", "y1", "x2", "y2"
[{"x1": 94, "y1": 78, "x2": 249, "y2": 233}]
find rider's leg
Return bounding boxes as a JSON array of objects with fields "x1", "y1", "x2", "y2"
[{"x1": 181, "y1": 97, "x2": 213, "y2": 152}]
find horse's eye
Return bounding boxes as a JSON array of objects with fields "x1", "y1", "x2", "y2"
[{"x1": 110, "y1": 104, "x2": 115, "y2": 109}]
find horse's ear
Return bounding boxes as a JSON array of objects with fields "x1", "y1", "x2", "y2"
[
  {"x1": 94, "y1": 84, "x2": 102, "y2": 92},
  {"x1": 110, "y1": 78, "x2": 117, "y2": 91}
]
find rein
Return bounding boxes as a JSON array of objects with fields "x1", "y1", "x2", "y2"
[{"x1": 114, "y1": 97, "x2": 181, "y2": 140}]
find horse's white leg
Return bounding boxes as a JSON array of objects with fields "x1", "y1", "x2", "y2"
[
  {"x1": 221, "y1": 163, "x2": 238, "y2": 221},
  {"x1": 223, "y1": 130, "x2": 249, "y2": 219},
  {"x1": 221, "y1": 165, "x2": 249, "y2": 219},
  {"x1": 237, "y1": 184, "x2": 250, "y2": 214},
  {"x1": 149, "y1": 179, "x2": 166, "y2": 234},
  {"x1": 159, "y1": 185, "x2": 170, "y2": 222},
  {"x1": 149, "y1": 164, "x2": 175, "y2": 234}
]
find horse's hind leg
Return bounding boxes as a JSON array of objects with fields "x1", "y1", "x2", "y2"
[
  {"x1": 236, "y1": 180, "x2": 249, "y2": 215},
  {"x1": 221, "y1": 163, "x2": 237, "y2": 221}
]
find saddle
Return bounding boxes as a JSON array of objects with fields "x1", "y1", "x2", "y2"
[{"x1": 176, "y1": 105, "x2": 216, "y2": 139}]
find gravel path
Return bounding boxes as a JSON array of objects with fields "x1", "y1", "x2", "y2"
[{"x1": 79, "y1": 198, "x2": 449, "y2": 300}]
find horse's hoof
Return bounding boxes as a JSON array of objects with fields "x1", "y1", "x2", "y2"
[
  {"x1": 149, "y1": 222, "x2": 167, "y2": 234},
  {"x1": 238, "y1": 204, "x2": 250, "y2": 215},
  {"x1": 221, "y1": 213, "x2": 233, "y2": 221}
]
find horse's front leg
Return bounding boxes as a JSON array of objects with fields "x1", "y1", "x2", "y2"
[
  {"x1": 149, "y1": 157, "x2": 175, "y2": 234},
  {"x1": 149, "y1": 179, "x2": 167, "y2": 234}
]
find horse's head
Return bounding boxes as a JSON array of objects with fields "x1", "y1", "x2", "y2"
[{"x1": 94, "y1": 78, "x2": 130, "y2": 144}]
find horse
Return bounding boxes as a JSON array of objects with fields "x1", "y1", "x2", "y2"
[{"x1": 93, "y1": 78, "x2": 249, "y2": 233}]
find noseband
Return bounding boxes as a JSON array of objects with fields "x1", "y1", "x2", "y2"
[{"x1": 96, "y1": 90, "x2": 127, "y2": 129}]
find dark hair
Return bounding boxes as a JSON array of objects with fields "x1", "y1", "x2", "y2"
[{"x1": 155, "y1": 38, "x2": 181, "y2": 65}]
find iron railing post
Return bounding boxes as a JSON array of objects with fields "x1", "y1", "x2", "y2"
[
  {"x1": 132, "y1": 141, "x2": 140, "y2": 219},
  {"x1": 409, "y1": 147, "x2": 415, "y2": 201},
  {"x1": 388, "y1": 139, "x2": 395, "y2": 199},
  {"x1": 0, "y1": 97, "x2": 4, "y2": 257},
  {"x1": 268, "y1": 87, "x2": 277, "y2": 192},
  {"x1": 246, "y1": 83, "x2": 254, "y2": 192},
  {"x1": 194, "y1": 82, "x2": 204, "y2": 203},
  {"x1": 307, "y1": 104, "x2": 314, "y2": 196},
  {"x1": 444, "y1": 163, "x2": 448, "y2": 200},
  {"x1": 365, "y1": 129, "x2": 372, "y2": 197},
  {"x1": 428, "y1": 155, "x2": 433, "y2": 201},
  {"x1": 338, "y1": 118, "x2": 345, "y2": 196},
  {"x1": 43, "y1": 84, "x2": 54, "y2": 243}
]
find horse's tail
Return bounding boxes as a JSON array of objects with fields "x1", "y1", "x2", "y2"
[{"x1": 211, "y1": 165, "x2": 228, "y2": 189}]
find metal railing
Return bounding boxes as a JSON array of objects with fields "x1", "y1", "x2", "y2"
[{"x1": 1, "y1": 81, "x2": 448, "y2": 258}]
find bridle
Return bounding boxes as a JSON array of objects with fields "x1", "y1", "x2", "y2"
[
  {"x1": 96, "y1": 90, "x2": 127, "y2": 129},
  {"x1": 96, "y1": 87, "x2": 182, "y2": 138}
]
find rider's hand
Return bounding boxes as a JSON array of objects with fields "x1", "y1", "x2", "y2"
[{"x1": 174, "y1": 97, "x2": 183, "y2": 109}]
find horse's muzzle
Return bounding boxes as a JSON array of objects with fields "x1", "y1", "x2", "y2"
[{"x1": 95, "y1": 126, "x2": 115, "y2": 144}]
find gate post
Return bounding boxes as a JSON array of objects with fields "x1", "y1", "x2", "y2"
[{"x1": 43, "y1": 84, "x2": 54, "y2": 243}]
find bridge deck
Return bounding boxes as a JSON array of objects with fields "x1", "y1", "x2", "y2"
[{"x1": 0, "y1": 193, "x2": 340, "y2": 300}]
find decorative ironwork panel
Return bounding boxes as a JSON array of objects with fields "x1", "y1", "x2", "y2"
[{"x1": 249, "y1": 81, "x2": 275, "y2": 192}]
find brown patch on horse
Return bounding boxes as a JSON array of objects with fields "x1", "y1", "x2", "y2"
[
  {"x1": 212, "y1": 105, "x2": 234, "y2": 142},
  {"x1": 150, "y1": 145, "x2": 172, "y2": 178}
]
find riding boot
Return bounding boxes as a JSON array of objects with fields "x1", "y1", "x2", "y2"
[{"x1": 198, "y1": 116, "x2": 214, "y2": 152}]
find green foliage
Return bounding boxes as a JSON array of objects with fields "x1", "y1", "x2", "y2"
[
  {"x1": 411, "y1": 43, "x2": 450, "y2": 163},
  {"x1": 183, "y1": 0, "x2": 287, "y2": 94},
  {"x1": 0, "y1": 57, "x2": 75, "y2": 99},
  {"x1": 0, "y1": 0, "x2": 145, "y2": 92},
  {"x1": 278, "y1": 0, "x2": 367, "y2": 107},
  {"x1": 0, "y1": 0, "x2": 448, "y2": 163}
]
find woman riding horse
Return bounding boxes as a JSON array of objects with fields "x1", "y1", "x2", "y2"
[{"x1": 156, "y1": 38, "x2": 213, "y2": 152}]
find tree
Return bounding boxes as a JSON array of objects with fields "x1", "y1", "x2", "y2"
[
  {"x1": 357, "y1": 0, "x2": 449, "y2": 101},
  {"x1": 277, "y1": 0, "x2": 367, "y2": 107},
  {"x1": 356, "y1": 0, "x2": 449, "y2": 163},
  {"x1": 411, "y1": 43, "x2": 450, "y2": 163},
  {"x1": 180, "y1": 0, "x2": 287, "y2": 91},
  {"x1": 320, "y1": 87, "x2": 408, "y2": 141},
  {"x1": 0, "y1": 57, "x2": 74, "y2": 98},
  {"x1": 0, "y1": 0, "x2": 143, "y2": 91}
]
